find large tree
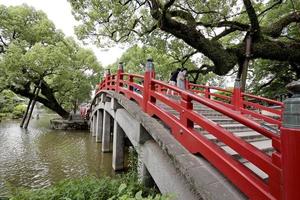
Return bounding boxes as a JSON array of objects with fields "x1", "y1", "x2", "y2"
[
  {"x1": 0, "y1": 5, "x2": 101, "y2": 118},
  {"x1": 108, "y1": 44, "x2": 220, "y2": 85},
  {"x1": 69, "y1": 0, "x2": 300, "y2": 91}
]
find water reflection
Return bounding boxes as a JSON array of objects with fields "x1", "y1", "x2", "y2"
[{"x1": 0, "y1": 114, "x2": 113, "y2": 196}]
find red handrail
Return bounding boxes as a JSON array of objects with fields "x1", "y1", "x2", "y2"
[
  {"x1": 187, "y1": 82, "x2": 283, "y2": 127},
  {"x1": 94, "y1": 72, "x2": 284, "y2": 200}
]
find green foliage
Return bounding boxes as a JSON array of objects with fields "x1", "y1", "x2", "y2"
[
  {"x1": 0, "y1": 5, "x2": 102, "y2": 116},
  {"x1": 108, "y1": 45, "x2": 203, "y2": 82},
  {"x1": 12, "y1": 104, "x2": 27, "y2": 119},
  {"x1": 69, "y1": 0, "x2": 300, "y2": 96},
  {"x1": 0, "y1": 90, "x2": 26, "y2": 118},
  {"x1": 248, "y1": 59, "x2": 298, "y2": 98},
  {"x1": 9, "y1": 175, "x2": 171, "y2": 200},
  {"x1": 213, "y1": 87, "x2": 233, "y2": 103}
]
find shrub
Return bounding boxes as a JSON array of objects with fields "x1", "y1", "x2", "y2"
[
  {"x1": 12, "y1": 104, "x2": 27, "y2": 119},
  {"x1": 9, "y1": 176, "x2": 172, "y2": 200}
]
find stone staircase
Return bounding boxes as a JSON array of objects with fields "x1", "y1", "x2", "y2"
[{"x1": 157, "y1": 96, "x2": 279, "y2": 182}]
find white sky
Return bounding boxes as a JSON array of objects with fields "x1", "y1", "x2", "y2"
[{"x1": 0, "y1": 0, "x2": 126, "y2": 66}]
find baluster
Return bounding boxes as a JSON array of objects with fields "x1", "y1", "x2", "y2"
[
  {"x1": 205, "y1": 87, "x2": 210, "y2": 99},
  {"x1": 116, "y1": 62, "x2": 124, "y2": 92},
  {"x1": 232, "y1": 79, "x2": 242, "y2": 111},
  {"x1": 129, "y1": 75, "x2": 134, "y2": 91},
  {"x1": 180, "y1": 92, "x2": 194, "y2": 128},
  {"x1": 142, "y1": 58, "x2": 155, "y2": 112}
]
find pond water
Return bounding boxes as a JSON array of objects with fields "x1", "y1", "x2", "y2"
[{"x1": 0, "y1": 113, "x2": 114, "y2": 196}]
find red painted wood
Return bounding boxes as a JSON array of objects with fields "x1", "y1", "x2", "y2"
[
  {"x1": 93, "y1": 72, "x2": 287, "y2": 200},
  {"x1": 281, "y1": 127, "x2": 300, "y2": 200}
]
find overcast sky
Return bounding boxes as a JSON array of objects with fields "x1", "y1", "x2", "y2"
[{"x1": 0, "y1": 0, "x2": 126, "y2": 66}]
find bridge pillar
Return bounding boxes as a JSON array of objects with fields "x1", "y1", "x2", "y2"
[
  {"x1": 90, "y1": 117, "x2": 93, "y2": 133},
  {"x1": 281, "y1": 80, "x2": 300, "y2": 200},
  {"x1": 96, "y1": 110, "x2": 103, "y2": 143},
  {"x1": 138, "y1": 155, "x2": 155, "y2": 187},
  {"x1": 102, "y1": 111, "x2": 111, "y2": 152},
  {"x1": 112, "y1": 120, "x2": 125, "y2": 171},
  {"x1": 92, "y1": 113, "x2": 97, "y2": 137},
  {"x1": 89, "y1": 105, "x2": 94, "y2": 133}
]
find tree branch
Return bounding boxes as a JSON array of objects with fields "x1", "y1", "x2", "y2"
[
  {"x1": 187, "y1": 64, "x2": 215, "y2": 83},
  {"x1": 257, "y1": 76, "x2": 276, "y2": 91},
  {"x1": 263, "y1": 11, "x2": 300, "y2": 38},
  {"x1": 243, "y1": 0, "x2": 260, "y2": 36},
  {"x1": 159, "y1": 13, "x2": 238, "y2": 75},
  {"x1": 149, "y1": 0, "x2": 162, "y2": 20},
  {"x1": 9, "y1": 83, "x2": 69, "y2": 118},
  {"x1": 0, "y1": 36, "x2": 7, "y2": 46},
  {"x1": 258, "y1": 0, "x2": 282, "y2": 17},
  {"x1": 213, "y1": 28, "x2": 238, "y2": 40},
  {"x1": 164, "y1": 0, "x2": 176, "y2": 10},
  {"x1": 169, "y1": 10, "x2": 196, "y2": 26},
  {"x1": 197, "y1": 20, "x2": 249, "y2": 31}
]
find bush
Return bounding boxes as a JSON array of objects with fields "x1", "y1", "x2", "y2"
[
  {"x1": 213, "y1": 87, "x2": 233, "y2": 103},
  {"x1": 9, "y1": 176, "x2": 172, "y2": 200},
  {"x1": 12, "y1": 104, "x2": 27, "y2": 119}
]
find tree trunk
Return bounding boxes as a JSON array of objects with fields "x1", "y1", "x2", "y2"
[{"x1": 10, "y1": 82, "x2": 70, "y2": 119}]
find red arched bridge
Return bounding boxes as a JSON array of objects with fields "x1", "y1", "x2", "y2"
[{"x1": 88, "y1": 60, "x2": 300, "y2": 200}]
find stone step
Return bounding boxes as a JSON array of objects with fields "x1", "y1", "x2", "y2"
[
  {"x1": 159, "y1": 106, "x2": 213, "y2": 113},
  {"x1": 208, "y1": 118, "x2": 241, "y2": 124},
  {"x1": 220, "y1": 140, "x2": 273, "y2": 160},
  {"x1": 244, "y1": 161, "x2": 268, "y2": 180},
  {"x1": 195, "y1": 124, "x2": 253, "y2": 132},
  {"x1": 204, "y1": 131, "x2": 267, "y2": 143}
]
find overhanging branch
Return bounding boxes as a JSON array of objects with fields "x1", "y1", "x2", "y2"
[{"x1": 243, "y1": 0, "x2": 260, "y2": 37}]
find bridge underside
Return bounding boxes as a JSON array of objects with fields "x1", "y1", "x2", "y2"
[{"x1": 90, "y1": 91, "x2": 246, "y2": 200}]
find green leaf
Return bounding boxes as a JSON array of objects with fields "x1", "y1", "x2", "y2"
[{"x1": 118, "y1": 183, "x2": 127, "y2": 194}]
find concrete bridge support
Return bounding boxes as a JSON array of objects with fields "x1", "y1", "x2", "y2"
[
  {"x1": 138, "y1": 156, "x2": 154, "y2": 187},
  {"x1": 92, "y1": 113, "x2": 97, "y2": 137},
  {"x1": 102, "y1": 111, "x2": 111, "y2": 152},
  {"x1": 96, "y1": 110, "x2": 103, "y2": 142},
  {"x1": 112, "y1": 119, "x2": 125, "y2": 170}
]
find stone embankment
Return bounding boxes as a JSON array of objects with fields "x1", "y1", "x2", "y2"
[{"x1": 50, "y1": 114, "x2": 88, "y2": 130}]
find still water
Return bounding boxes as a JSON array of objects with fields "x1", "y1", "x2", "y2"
[{"x1": 0, "y1": 114, "x2": 113, "y2": 196}]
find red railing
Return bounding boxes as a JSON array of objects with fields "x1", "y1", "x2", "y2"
[
  {"x1": 188, "y1": 82, "x2": 283, "y2": 128},
  {"x1": 95, "y1": 69, "x2": 287, "y2": 200}
]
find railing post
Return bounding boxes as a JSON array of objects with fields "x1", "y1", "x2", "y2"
[
  {"x1": 107, "y1": 69, "x2": 111, "y2": 89},
  {"x1": 129, "y1": 75, "x2": 134, "y2": 91},
  {"x1": 180, "y1": 93, "x2": 194, "y2": 128},
  {"x1": 281, "y1": 80, "x2": 300, "y2": 200},
  {"x1": 232, "y1": 78, "x2": 242, "y2": 111},
  {"x1": 103, "y1": 69, "x2": 110, "y2": 90},
  {"x1": 142, "y1": 58, "x2": 155, "y2": 112},
  {"x1": 116, "y1": 62, "x2": 124, "y2": 92},
  {"x1": 185, "y1": 79, "x2": 190, "y2": 90},
  {"x1": 205, "y1": 87, "x2": 210, "y2": 99}
]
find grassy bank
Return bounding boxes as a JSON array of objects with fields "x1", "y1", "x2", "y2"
[{"x1": 9, "y1": 175, "x2": 170, "y2": 200}]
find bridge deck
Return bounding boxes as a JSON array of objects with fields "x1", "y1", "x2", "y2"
[
  {"x1": 92, "y1": 71, "x2": 286, "y2": 200},
  {"x1": 156, "y1": 96, "x2": 278, "y2": 182}
]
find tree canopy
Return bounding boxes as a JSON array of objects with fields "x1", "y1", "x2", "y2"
[
  {"x1": 108, "y1": 44, "x2": 221, "y2": 85},
  {"x1": 0, "y1": 4, "x2": 101, "y2": 118},
  {"x1": 69, "y1": 0, "x2": 300, "y2": 93}
]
